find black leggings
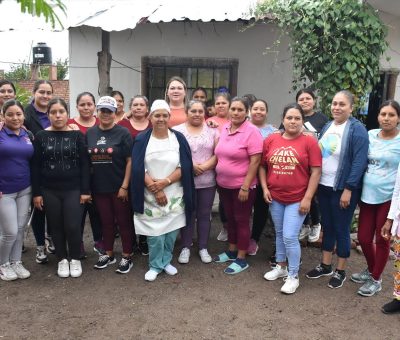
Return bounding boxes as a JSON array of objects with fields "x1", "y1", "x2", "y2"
[
  {"x1": 251, "y1": 185, "x2": 275, "y2": 242},
  {"x1": 304, "y1": 196, "x2": 321, "y2": 226},
  {"x1": 80, "y1": 202, "x2": 103, "y2": 243},
  {"x1": 42, "y1": 188, "x2": 84, "y2": 260},
  {"x1": 31, "y1": 207, "x2": 48, "y2": 246}
]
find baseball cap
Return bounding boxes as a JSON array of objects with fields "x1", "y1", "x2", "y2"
[{"x1": 96, "y1": 96, "x2": 117, "y2": 112}]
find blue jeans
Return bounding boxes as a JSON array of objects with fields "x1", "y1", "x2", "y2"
[
  {"x1": 147, "y1": 229, "x2": 179, "y2": 273},
  {"x1": 318, "y1": 185, "x2": 360, "y2": 258},
  {"x1": 270, "y1": 200, "x2": 306, "y2": 277}
]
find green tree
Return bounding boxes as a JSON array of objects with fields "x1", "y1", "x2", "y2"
[
  {"x1": 0, "y1": 0, "x2": 66, "y2": 28},
  {"x1": 5, "y1": 58, "x2": 69, "y2": 81},
  {"x1": 255, "y1": 0, "x2": 389, "y2": 113}
]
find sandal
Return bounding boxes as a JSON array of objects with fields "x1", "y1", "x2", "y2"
[
  {"x1": 224, "y1": 260, "x2": 249, "y2": 275},
  {"x1": 213, "y1": 252, "x2": 236, "y2": 263}
]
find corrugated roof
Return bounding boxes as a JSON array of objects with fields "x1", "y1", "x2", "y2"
[{"x1": 69, "y1": 0, "x2": 259, "y2": 32}]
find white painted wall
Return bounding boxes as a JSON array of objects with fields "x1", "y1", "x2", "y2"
[{"x1": 69, "y1": 21, "x2": 293, "y2": 124}]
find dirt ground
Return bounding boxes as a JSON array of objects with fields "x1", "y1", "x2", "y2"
[{"x1": 0, "y1": 213, "x2": 399, "y2": 340}]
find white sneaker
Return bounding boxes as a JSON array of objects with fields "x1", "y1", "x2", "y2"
[
  {"x1": 308, "y1": 223, "x2": 321, "y2": 243},
  {"x1": 299, "y1": 225, "x2": 310, "y2": 241},
  {"x1": 217, "y1": 228, "x2": 228, "y2": 242},
  {"x1": 10, "y1": 261, "x2": 30, "y2": 279},
  {"x1": 281, "y1": 276, "x2": 299, "y2": 294},
  {"x1": 199, "y1": 249, "x2": 212, "y2": 263},
  {"x1": 70, "y1": 259, "x2": 82, "y2": 278},
  {"x1": 145, "y1": 269, "x2": 159, "y2": 281},
  {"x1": 57, "y1": 259, "x2": 70, "y2": 278},
  {"x1": 178, "y1": 247, "x2": 190, "y2": 264},
  {"x1": 264, "y1": 264, "x2": 288, "y2": 281},
  {"x1": 0, "y1": 262, "x2": 18, "y2": 281},
  {"x1": 164, "y1": 264, "x2": 178, "y2": 275}
]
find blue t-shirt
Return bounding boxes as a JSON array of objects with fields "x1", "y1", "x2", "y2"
[
  {"x1": 0, "y1": 127, "x2": 34, "y2": 194},
  {"x1": 258, "y1": 124, "x2": 277, "y2": 140},
  {"x1": 361, "y1": 129, "x2": 400, "y2": 204}
]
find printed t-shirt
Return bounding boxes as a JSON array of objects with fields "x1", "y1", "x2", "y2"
[
  {"x1": 257, "y1": 124, "x2": 277, "y2": 140},
  {"x1": 304, "y1": 111, "x2": 329, "y2": 136},
  {"x1": 319, "y1": 121, "x2": 348, "y2": 187},
  {"x1": 215, "y1": 120, "x2": 263, "y2": 189},
  {"x1": 168, "y1": 108, "x2": 187, "y2": 127},
  {"x1": 263, "y1": 133, "x2": 322, "y2": 203},
  {"x1": 0, "y1": 127, "x2": 34, "y2": 194},
  {"x1": 86, "y1": 125, "x2": 133, "y2": 193},
  {"x1": 361, "y1": 129, "x2": 400, "y2": 204},
  {"x1": 68, "y1": 117, "x2": 99, "y2": 134},
  {"x1": 174, "y1": 122, "x2": 219, "y2": 189}
]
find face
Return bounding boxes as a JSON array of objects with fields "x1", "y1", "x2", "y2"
[
  {"x1": 378, "y1": 105, "x2": 400, "y2": 132},
  {"x1": 250, "y1": 101, "x2": 268, "y2": 126},
  {"x1": 187, "y1": 102, "x2": 205, "y2": 127},
  {"x1": 98, "y1": 108, "x2": 115, "y2": 126},
  {"x1": 331, "y1": 93, "x2": 352, "y2": 124},
  {"x1": 192, "y1": 90, "x2": 206, "y2": 102},
  {"x1": 297, "y1": 93, "x2": 315, "y2": 114},
  {"x1": 34, "y1": 84, "x2": 53, "y2": 110},
  {"x1": 282, "y1": 108, "x2": 303, "y2": 135},
  {"x1": 207, "y1": 105, "x2": 216, "y2": 117},
  {"x1": 130, "y1": 98, "x2": 148, "y2": 119},
  {"x1": 113, "y1": 94, "x2": 124, "y2": 114},
  {"x1": 214, "y1": 96, "x2": 229, "y2": 118},
  {"x1": 3, "y1": 105, "x2": 24, "y2": 131},
  {"x1": 77, "y1": 95, "x2": 95, "y2": 119},
  {"x1": 167, "y1": 80, "x2": 186, "y2": 104},
  {"x1": 150, "y1": 109, "x2": 170, "y2": 129},
  {"x1": 0, "y1": 84, "x2": 16, "y2": 107},
  {"x1": 48, "y1": 103, "x2": 68, "y2": 130},
  {"x1": 229, "y1": 101, "x2": 247, "y2": 126}
]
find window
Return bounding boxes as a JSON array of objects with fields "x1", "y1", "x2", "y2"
[{"x1": 141, "y1": 56, "x2": 238, "y2": 103}]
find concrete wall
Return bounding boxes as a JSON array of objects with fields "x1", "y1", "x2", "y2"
[{"x1": 69, "y1": 21, "x2": 293, "y2": 124}]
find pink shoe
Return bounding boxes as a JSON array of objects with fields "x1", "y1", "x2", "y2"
[{"x1": 247, "y1": 239, "x2": 259, "y2": 256}]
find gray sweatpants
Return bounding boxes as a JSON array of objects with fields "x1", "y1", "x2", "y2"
[{"x1": 0, "y1": 186, "x2": 31, "y2": 265}]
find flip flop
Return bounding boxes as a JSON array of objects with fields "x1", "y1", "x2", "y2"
[
  {"x1": 213, "y1": 252, "x2": 236, "y2": 263},
  {"x1": 224, "y1": 261, "x2": 249, "y2": 275}
]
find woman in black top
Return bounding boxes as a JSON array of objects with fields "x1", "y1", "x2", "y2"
[{"x1": 32, "y1": 98, "x2": 91, "y2": 278}]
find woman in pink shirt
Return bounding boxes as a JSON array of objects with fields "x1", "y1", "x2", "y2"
[
  {"x1": 174, "y1": 100, "x2": 219, "y2": 264},
  {"x1": 214, "y1": 97, "x2": 263, "y2": 274}
]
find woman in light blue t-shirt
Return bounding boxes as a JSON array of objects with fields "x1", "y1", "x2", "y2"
[{"x1": 352, "y1": 100, "x2": 400, "y2": 297}]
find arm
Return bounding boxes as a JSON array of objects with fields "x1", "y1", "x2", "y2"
[
  {"x1": 382, "y1": 165, "x2": 400, "y2": 239},
  {"x1": 194, "y1": 155, "x2": 217, "y2": 176},
  {"x1": 258, "y1": 165, "x2": 272, "y2": 203},
  {"x1": 77, "y1": 132, "x2": 91, "y2": 204},
  {"x1": 238, "y1": 153, "x2": 261, "y2": 202},
  {"x1": 31, "y1": 133, "x2": 44, "y2": 210},
  {"x1": 117, "y1": 157, "x2": 132, "y2": 202},
  {"x1": 299, "y1": 166, "x2": 321, "y2": 215},
  {"x1": 147, "y1": 167, "x2": 182, "y2": 193}
]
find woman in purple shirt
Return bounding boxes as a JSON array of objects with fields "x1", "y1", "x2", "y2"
[{"x1": 0, "y1": 100, "x2": 34, "y2": 281}]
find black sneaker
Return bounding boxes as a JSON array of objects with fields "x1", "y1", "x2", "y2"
[
  {"x1": 138, "y1": 241, "x2": 149, "y2": 256},
  {"x1": 94, "y1": 254, "x2": 116, "y2": 269},
  {"x1": 116, "y1": 257, "x2": 133, "y2": 274},
  {"x1": 381, "y1": 299, "x2": 400, "y2": 314},
  {"x1": 306, "y1": 264, "x2": 333, "y2": 279},
  {"x1": 328, "y1": 270, "x2": 346, "y2": 288}
]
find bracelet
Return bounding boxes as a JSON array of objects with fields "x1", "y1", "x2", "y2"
[
  {"x1": 120, "y1": 186, "x2": 128, "y2": 191},
  {"x1": 240, "y1": 187, "x2": 249, "y2": 192},
  {"x1": 166, "y1": 178, "x2": 172, "y2": 185}
]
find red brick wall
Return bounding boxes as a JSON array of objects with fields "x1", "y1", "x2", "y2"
[{"x1": 17, "y1": 80, "x2": 70, "y2": 104}]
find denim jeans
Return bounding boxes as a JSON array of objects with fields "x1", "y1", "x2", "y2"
[
  {"x1": 270, "y1": 200, "x2": 306, "y2": 277},
  {"x1": 0, "y1": 186, "x2": 32, "y2": 265}
]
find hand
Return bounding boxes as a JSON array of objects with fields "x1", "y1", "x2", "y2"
[
  {"x1": 381, "y1": 220, "x2": 393, "y2": 241},
  {"x1": 68, "y1": 123, "x2": 80, "y2": 131},
  {"x1": 340, "y1": 189, "x2": 352, "y2": 209},
  {"x1": 117, "y1": 188, "x2": 129, "y2": 202},
  {"x1": 147, "y1": 179, "x2": 168, "y2": 193},
  {"x1": 238, "y1": 188, "x2": 249, "y2": 202},
  {"x1": 33, "y1": 196, "x2": 44, "y2": 210},
  {"x1": 193, "y1": 164, "x2": 205, "y2": 176},
  {"x1": 263, "y1": 188, "x2": 272, "y2": 203},
  {"x1": 80, "y1": 194, "x2": 92, "y2": 204},
  {"x1": 299, "y1": 197, "x2": 311, "y2": 215},
  {"x1": 155, "y1": 190, "x2": 168, "y2": 206},
  {"x1": 207, "y1": 120, "x2": 219, "y2": 129}
]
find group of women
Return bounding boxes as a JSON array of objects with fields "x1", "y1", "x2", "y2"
[{"x1": 1, "y1": 76, "x2": 400, "y2": 315}]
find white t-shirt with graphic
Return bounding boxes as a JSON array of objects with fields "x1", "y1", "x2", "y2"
[{"x1": 319, "y1": 121, "x2": 348, "y2": 187}]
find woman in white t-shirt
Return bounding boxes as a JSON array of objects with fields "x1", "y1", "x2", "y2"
[{"x1": 306, "y1": 90, "x2": 369, "y2": 289}]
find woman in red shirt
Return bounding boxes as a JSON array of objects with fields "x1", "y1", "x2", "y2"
[{"x1": 260, "y1": 103, "x2": 321, "y2": 294}]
